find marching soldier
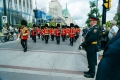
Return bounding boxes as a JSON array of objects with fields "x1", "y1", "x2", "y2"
[
  {"x1": 55, "y1": 24, "x2": 61, "y2": 44},
  {"x1": 17, "y1": 20, "x2": 30, "y2": 52},
  {"x1": 66, "y1": 26, "x2": 70, "y2": 40},
  {"x1": 37, "y1": 26, "x2": 41, "y2": 39},
  {"x1": 81, "y1": 16, "x2": 100, "y2": 78},
  {"x1": 69, "y1": 23, "x2": 75, "y2": 46},
  {"x1": 50, "y1": 26, "x2": 55, "y2": 41},
  {"x1": 31, "y1": 24, "x2": 37, "y2": 43},
  {"x1": 44, "y1": 24, "x2": 49, "y2": 44},
  {"x1": 74, "y1": 25, "x2": 80, "y2": 42},
  {"x1": 61, "y1": 25, "x2": 66, "y2": 42},
  {"x1": 41, "y1": 26, "x2": 45, "y2": 41}
]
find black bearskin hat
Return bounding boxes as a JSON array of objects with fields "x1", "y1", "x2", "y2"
[
  {"x1": 45, "y1": 24, "x2": 48, "y2": 27},
  {"x1": 33, "y1": 24, "x2": 36, "y2": 27},
  {"x1": 57, "y1": 24, "x2": 60, "y2": 27},
  {"x1": 21, "y1": 20, "x2": 27, "y2": 26},
  {"x1": 70, "y1": 23, "x2": 74, "y2": 27}
]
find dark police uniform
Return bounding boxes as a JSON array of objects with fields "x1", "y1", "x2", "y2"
[
  {"x1": 81, "y1": 17, "x2": 100, "y2": 78},
  {"x1": 95, "y1": 30, "x2": 120, "y2": 80}
]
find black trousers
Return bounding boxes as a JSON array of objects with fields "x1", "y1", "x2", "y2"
[
  {"x1": 56, "y1": 36, "x2": 60, "y2": 44},
  {"x1": 32, "y1": 36, "x2": 36, "y2": 42},
  {"x1": 42, "y1": 35, "x2": 44, "y2": 41},
  {"x1": 38, "y1": 34, "x2": 40, "y2": 39},
  {"x1": 45, "y1": 35, "x2": 49, "y2": 43},
  {"x1": 86, "y1": 45, "x2": 97, "y2": 76},
  {"x1": 51, "y1": 35, "x2": 54, "y2": 41},
  {"x1": 70, "y1": 38, "x2": 74, "y2": 46},
  {"x1": 62, "y1": 35, "x2": 66, "y2": 42},
  {"x1": 21, "y1": 39, "x2": 27, "y2": 50}
]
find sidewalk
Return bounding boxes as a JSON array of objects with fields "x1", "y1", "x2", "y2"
[{"x1": 0, "y1": 49, "x2": 96, "y2": 80}]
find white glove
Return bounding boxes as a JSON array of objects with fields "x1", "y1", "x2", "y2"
[{"x1": 17, "y1": 38, "x2": 20, "y2": 40}]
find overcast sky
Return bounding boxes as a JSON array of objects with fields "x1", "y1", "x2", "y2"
[{"x1": 33, "y1": 0, "x2": 119, "y2": 26}]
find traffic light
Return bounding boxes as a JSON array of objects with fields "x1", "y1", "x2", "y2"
[{"x1": 104, "y1": 0, "x2": 112, "y2": 9}]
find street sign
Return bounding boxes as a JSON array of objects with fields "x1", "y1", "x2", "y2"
[{"x1": 2, "y1": 16, "x2": 7, "y2": 23}]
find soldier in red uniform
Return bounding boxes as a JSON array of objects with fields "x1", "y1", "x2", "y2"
[
  {"x1": 74, "y1": 25, "x2": 80, "y2": 42},
  {"x1": 37, "y1": 26, "x2": 41, "y2": 39},
  {"x1": 66, "y1": 26, "x2": 70, "y2": 40},
  {"x1": 55, "y1": 24, "x2": 61, "y2": 44},
  {"x1": 50, "y1": 26, "x2": 55, "y2": 41},
  {"x1": 31, "y1": 24, "x2": 37, "y2": 43},
  {"x1": 44, "y1": 24, "x2": 49, "y2": 44},
  {"x1": 18, "y1": 20, "x2": 30, "y2": 52},
  {"x1": 61, "y1": 25, "x2": 66, "y2": 42},
  {"x1": 69, "y1": 23, "x2": 75, "y2": 46},
  {"x1": 41, "y1": 26, "x2": 45, "y2": 41}
]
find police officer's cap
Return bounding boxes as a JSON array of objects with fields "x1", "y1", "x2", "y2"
[
  {"x1": 89, "y1": 16, "x2": 99, "y2": 21},
  {"x1": 21, "y1": 20, "x2": 27, "y2": 26}
]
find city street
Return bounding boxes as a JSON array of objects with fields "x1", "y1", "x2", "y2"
[{"x1": 0, "y1": 35, "x2": 96, "y2": 80}]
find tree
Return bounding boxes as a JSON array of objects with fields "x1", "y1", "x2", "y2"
[{"x1": 86, "y1": 1, "x2": 102, "y2": 27}]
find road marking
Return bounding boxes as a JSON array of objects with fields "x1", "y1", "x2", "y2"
[
  {"x1": 0, "y1": 48, "x2": 82, "y2": 54},
  {"x1": 0, "y1": 65, "x2": 83, "y2": 75}
]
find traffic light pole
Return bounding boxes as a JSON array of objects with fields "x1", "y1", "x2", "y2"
[
  {"x1": 102, "y1": 0, "x2": 107, "y2": 25},
  {"x1": 3, "y1": 0, "x2": 7, "y2": 16}
]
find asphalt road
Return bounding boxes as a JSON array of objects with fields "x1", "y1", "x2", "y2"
[{"x1": 0, "y1": 35, "x2": 82, "y2": 52}]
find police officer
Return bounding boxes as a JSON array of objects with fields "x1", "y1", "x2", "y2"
[
  {"x1": 81, "y1": 16, "x2": 100, "y2": 78},
  {"x1": 17, "y1": 20, "x2": 30, "y2": 52}
]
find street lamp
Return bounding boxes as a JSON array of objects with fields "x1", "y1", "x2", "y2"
[{"x1": 3, "y1": 0, "x2": 7, "y2": 16}]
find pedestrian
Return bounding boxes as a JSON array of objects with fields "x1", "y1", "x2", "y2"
[
  {"x1": 9, "y1": 25, "x2": 14, "y2": 35},
  {"x1": 95, "y1": 27, "x2": 120, "y2": 80},
  {"x1": 108, "y1": 20, "x2": 119, "y2": 40},
  {"x1": 17, "y1": 20, "x2": 30, "y2": 52},
  {"x1": 14, "y1": 26, "x2": 19, "y2": 39},
  {"x1": 81, "y1": 16, "x2": 100, "y2": 78}
]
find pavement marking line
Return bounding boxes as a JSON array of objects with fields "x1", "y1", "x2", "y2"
[
  {"x1": 0, "y1": 48, "x2": 82, "y2": 54},
  {"x1": 0, "y1": 65, "x2": 83, "y2": 75}
]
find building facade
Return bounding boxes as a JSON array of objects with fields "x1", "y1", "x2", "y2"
[
  {"x1": 62, "y1": 3, "x2": 76, "y2": 26},
  {"x1": 49, "y1": 0, "x2": 62, "y2": 18},
  {"x1": 0, "y1": 0, "x2": 33, "y2": 30},
  {"x1": 118, "y1": 0, "x2": 120, "y2": 15}
]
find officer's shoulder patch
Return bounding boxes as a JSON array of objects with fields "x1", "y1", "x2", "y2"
[{"x1": 94, "y1": 29, "x2": 97, "y2": 33}]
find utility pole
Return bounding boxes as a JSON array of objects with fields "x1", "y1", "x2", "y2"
[
  {"x1": 102, "y1": 0, "x2": 107, "y2": 25},
  {"x1": 3, "y1": 0, "x2": 7, "y2": 16}
]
